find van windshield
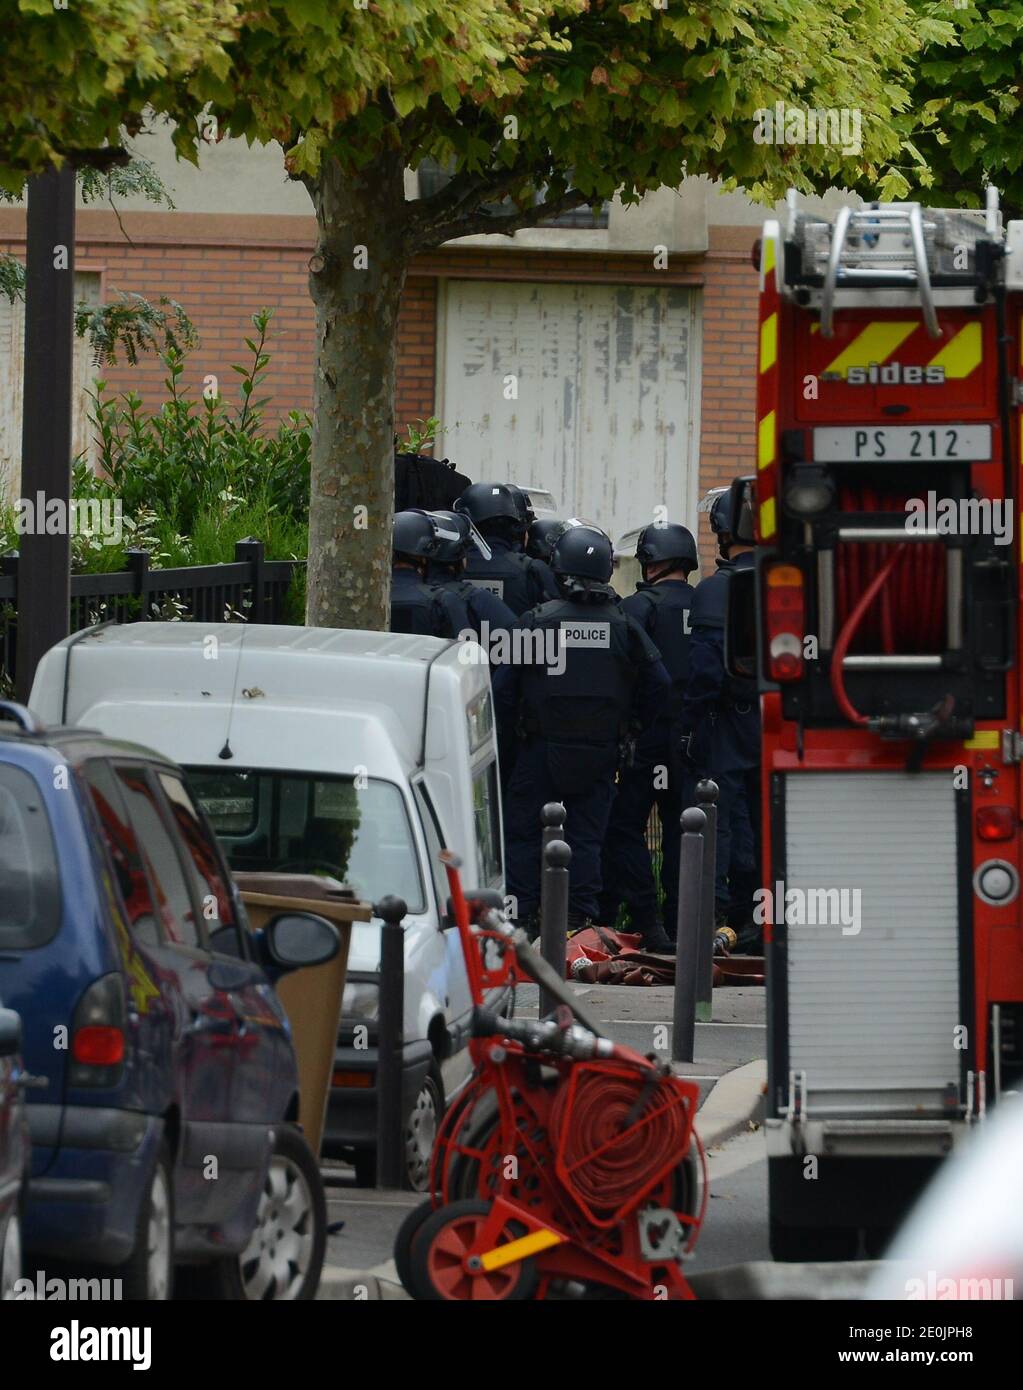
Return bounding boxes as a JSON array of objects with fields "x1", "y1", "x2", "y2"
[{"x1": 186, "y1": 767, "x2": 425, "y2": 914}]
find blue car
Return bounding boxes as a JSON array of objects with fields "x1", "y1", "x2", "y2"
[
  {"x1": 0, "y1": 1000, "x2": 29, "y2": 1299},
  {"x1": 0, "y1": 701, "x2": 339, "y2": 1300}
]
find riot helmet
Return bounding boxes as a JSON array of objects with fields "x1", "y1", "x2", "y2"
[
  {"x1": 550, "y1": 524, "x2": 614, "y2": 586},
  {"x1": 635, "y1": 522, "x2": 698, "y2": 576},
  {"x1": 526, "y1": 517, "x2": 566, "y2": 564}
]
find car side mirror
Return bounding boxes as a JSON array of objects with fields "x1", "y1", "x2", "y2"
[
  {"x1": 265, "y1": 912, "x2": 340, "y2": 971},
  {"x1": 724, "y1": 565, "x2": 757, "y2": 681},
  {"x1": 0, "y1": 1006, "x2": 22, "y2": 1059}
]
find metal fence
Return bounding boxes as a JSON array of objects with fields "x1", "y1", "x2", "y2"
[{"x1": 0, "y1": 539, "x2": 302, "y2": 689}]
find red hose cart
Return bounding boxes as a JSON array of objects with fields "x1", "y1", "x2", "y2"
[{"x1": 393, "y1": 853, "x2": 707, "y2": 1300}]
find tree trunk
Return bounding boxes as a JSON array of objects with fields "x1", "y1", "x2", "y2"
[{"x1": 305, "y1": 149, "x2": 408, "y2": 630}]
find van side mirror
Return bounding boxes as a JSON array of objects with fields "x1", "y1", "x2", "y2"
[
  {"x1": 726, "y1": 476, "x2": 756, "y2": 544},
  {"x1": 0, "y1": 1006, "x2": 21, "y2": 1058},
  {"x1": 724, "y1": 565, "x2": 757, "y2": 680},
  {"x1": 264, "y1": 912, "x2": 340, "y2": 972}
]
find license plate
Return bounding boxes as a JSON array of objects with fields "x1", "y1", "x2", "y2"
[{"x1": 813, "y1": 424, "x2": 992, "y2": 462}]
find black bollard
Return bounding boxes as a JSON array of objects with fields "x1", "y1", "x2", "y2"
[
  {"x1": 672, "y1": 807, "x2": 706, "y2": 1064},
  {"x1": 695, "y1": 779, "x2": 719, "y2": 1022},
  {"x1": 539, "y1": 802, "x2": 566, "y2": 932},
  {"x1": 374, "y1": 894, "x2": 407, "y2": 1189},
  {"x1": 539, "y1": 838, "x2": 572, "y2": 1018}
]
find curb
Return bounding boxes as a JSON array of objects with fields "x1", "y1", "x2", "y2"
[{"x1": 691, "y1": 1057, "x2": 766, "y2": 1149}]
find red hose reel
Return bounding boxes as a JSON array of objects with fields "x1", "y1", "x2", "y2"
[
  {"x1": 831, "y1": 486, "x2": 947, "y2": 725},
  {"x1": 393, "y1": 856, "x2": 707, "y2": 1300}
]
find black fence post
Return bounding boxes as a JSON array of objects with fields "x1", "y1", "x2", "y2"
[
  {"x1": 374, "y1": 894, "x2": 407, "y2": 1190},
  {"x1": 695, "y1": 779, "x2": 719, "y2": 1022},
  {"x1": 124, "y1": 549, "x2": 150, "y2": 619},
  {"x1": 539, "y1": 838, "x2": 572, "y2": 1017},
  {"x1": 672, "y1": 806, "x2": 706, "y2": 1065},
  {"x1": 538, "y1": 802, "x2": 566, "y2": 941},
  {"x1": 0, "y1": 552, "x2": 18, "y2": 690},
  {"x1": 234, "y1": 537, "x2": 266, "y2": 623}
]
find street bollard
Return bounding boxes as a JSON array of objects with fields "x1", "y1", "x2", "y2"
[
  {"x1": 374, "y1": 894, "x2": 407, "y2": 1190},
  {"x1": 695, "y1": 779, "x2": 719, "y2": 1023},
  {"x1": 539, "y1": 838, "x2": 572, "y2": 1018},
  {"x1": 672, "y1": 807, "x2": 706, "y2": 1064},
  {"x1": 539, "y1": 802, "x2": 566, "y2": 930}
]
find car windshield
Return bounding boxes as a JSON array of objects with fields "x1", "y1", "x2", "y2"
[{"x1": 186, "y1": 767, "x2": 425, "y2": 914}]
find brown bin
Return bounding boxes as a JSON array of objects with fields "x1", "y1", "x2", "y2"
[{"x1": 235, "y1": 872, "x2": 372, "y2": 1158}]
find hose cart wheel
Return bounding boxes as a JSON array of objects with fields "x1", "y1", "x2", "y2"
[
  {"x1": 393, "y1": 1198, "x2": 436, "y2": 1298},
  {"x1": 410, "y1": 1199, "x2": 538, "y2": 1301}
]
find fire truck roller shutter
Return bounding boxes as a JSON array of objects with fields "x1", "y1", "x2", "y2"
[{"x1": 782, "y1": 771, "x2": 963, "y2": 1117}]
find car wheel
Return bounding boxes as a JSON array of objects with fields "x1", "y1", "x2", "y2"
[
  {"x1": 0, "y1": 1207, "x2": 22, "y2": 1301},
  {"x1": 404, "y1": 1068, "x2": 443, "y2": 1193},
  {"x1": 197, "y1": 1126, "x2": 326, "y2": 1300},
  {"x1": 118, "y1": 1140, "x2": 174, "y2": 1300}
]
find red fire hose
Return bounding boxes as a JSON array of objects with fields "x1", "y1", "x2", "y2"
[{"x1": 830, "y1": 546, "x2": 909, "y2": 726}]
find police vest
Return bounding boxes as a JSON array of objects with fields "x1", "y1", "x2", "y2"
[
  {"x1": 390, "y1": 574, "x2": 470, "y2": 639},
  {"x1": 519, "y1": 597, "x2": 637, "y2": 748},
  {"x1": 627, "y1": 580, "x2": 694, "y2": 713},
  {"x1": 462, "y1": 547, "x2": 549, "y2": 616}
]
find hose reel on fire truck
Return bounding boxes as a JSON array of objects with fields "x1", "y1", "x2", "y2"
[{"x1": 742, "y1": 188, "x2": 1016, "y2": 757}]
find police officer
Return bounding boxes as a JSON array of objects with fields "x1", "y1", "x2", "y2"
[
  {"x1": 526, "y1": 517, "x2": 567, "y2": 565},
  {"x1": 679, "y1": 489, "x2": 761, "y2": 949},
  {"x1": 454, "y1": 483, "x2": 558, "y2": 615},
  {"x1": 494, "y1": 525, "x2": 671, "y2": 936},
  {"x1": 390, "y1": 509, "x2": 472, "y2": 638},
  {"x1": 597, "y1": 522, "x2": 699, "y2": 953},
  {"x1": 427, "y1": 509, "x2": 519, "y2": 651}
]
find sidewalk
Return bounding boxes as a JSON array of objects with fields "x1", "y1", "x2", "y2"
[{"x1": 317, "y1": 979, "x2": 766, "y2": 1299}]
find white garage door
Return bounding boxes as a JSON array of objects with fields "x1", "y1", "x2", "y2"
[{"x1": 438, "y1": 280, "x2": 701, "y2": 540}]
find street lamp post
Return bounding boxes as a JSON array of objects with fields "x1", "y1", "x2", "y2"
[{"x1": 14, "y1": 164, "x2": 76, "y2": 702}]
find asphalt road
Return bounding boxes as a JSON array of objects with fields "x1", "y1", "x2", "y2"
[{"x1": 322, "y1": 980, "x2": 769, "y2": 1281}]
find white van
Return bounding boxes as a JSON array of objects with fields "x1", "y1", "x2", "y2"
[{"x1": 30, "y1": 623, "x2": 506, "y2": 1189}]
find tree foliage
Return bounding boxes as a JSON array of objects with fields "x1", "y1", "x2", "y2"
[
  {"x1": 902, "y1": 1, "x2": 1023, "y2": 214},
  {"x1": 164, "y1": 0, "x2": 937, "y2": 230},
  {"x1": 0, "y1": 0, "x2": 239, "y2": 189}
]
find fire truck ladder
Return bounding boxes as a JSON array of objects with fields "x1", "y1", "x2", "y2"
[{"x1": 783, "y1": 187, "x2": 1003, "y2": 338}]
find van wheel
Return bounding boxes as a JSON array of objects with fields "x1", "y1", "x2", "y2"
[
  {"x1": 118, "y1": 1140, "x2": 174, "y2": 1300},
  {"x1": 0, "y1": 1207, "x2": 22, "y2": 1301},
  {"x1": 405, "y1": 1068, "x2": 443, "y2": 1193},
  {"x1": 196, "y1": 1126, "x2": 326, "y2": 1300}
]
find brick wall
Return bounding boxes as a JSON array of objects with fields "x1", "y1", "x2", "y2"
[{"x1": 0, "y1": 210, "x2": 760, "y2": 567}]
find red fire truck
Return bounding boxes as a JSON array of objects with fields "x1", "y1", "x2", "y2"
[{"x1": 727, "y1": 190, "x2": 1023, "y2": 1260}]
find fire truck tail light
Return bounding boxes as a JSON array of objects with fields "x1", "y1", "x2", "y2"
[
  {"x1": 765, "y1": 565, "x2": 805, "y2": 682},
  {"x1": 977, "y1": 805, "x2": 1015, "y2": 842}
]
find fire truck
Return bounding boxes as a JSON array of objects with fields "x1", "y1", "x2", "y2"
[{"x1": 726, "y1": 190, "x2": 1023, "y2": 1260}]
